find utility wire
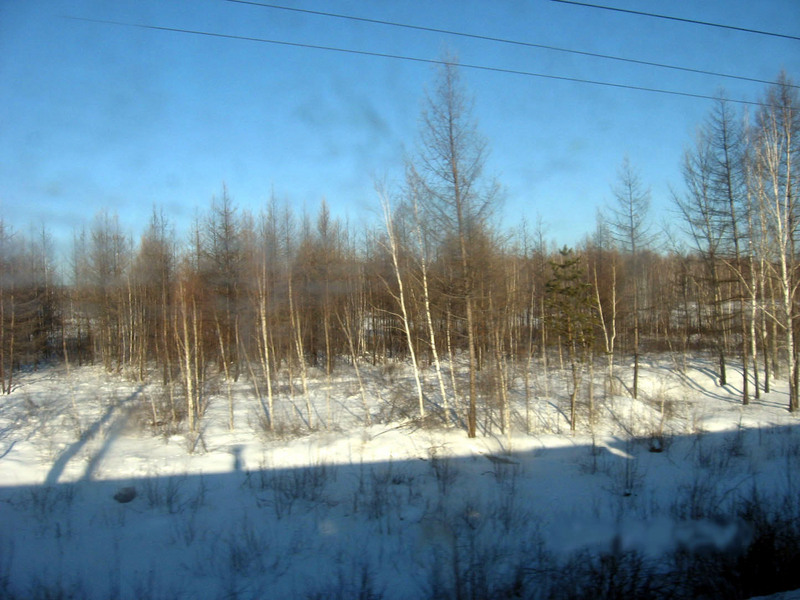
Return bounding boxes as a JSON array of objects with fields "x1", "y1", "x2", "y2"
[
  {"x1": 226, "y1": 0, "x2": 791, "y2": 89},
  {"x1": 551, "y1": 0, "x2": 800, "y2": 42},
  {"x1": 64, "y1": 16, "x2": 776, "y2": 108}
]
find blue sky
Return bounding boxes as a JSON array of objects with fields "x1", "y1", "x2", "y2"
[{"x1": 1, "y1": 0, "x2": 798, "y2": 256}]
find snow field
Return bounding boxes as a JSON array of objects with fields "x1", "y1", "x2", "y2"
[{"x1": 0, "y1": 356, "x2": 799, "y2": 598}]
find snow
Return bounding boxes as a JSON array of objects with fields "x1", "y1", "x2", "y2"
[{"x1": 0, "y1": 356, "x2": 798, "y2": 598}]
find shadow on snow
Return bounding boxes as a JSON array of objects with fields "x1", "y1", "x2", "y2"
[{"x1": 2, "y1": 421, "x2": 800, "y2": 599}]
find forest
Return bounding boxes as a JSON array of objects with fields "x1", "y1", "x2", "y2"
[{"x1": 0, "y1": 64, "x2": 798, "y2": 439}]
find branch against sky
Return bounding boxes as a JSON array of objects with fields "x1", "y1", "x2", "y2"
[
  {"x1": 409, "y1": 58, "x2": 500, "y2": 438},
  {"x1": 607, "y1": 157, "x2": 656, "y2": 255}
]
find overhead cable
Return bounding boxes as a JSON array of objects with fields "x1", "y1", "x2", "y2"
[
  {"x1": 225, "y1": 0, "x2": 791, "y2": 89},
  {"x1": 63, "y1": 16, "x2": 776, "y2": 108},
  {"x1": 551, "y1": 0, "x2": 800, "y2": 42}
]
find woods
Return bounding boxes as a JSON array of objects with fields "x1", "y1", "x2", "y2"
[{"x1": 1, "y1": 65, "x2": 798, "y2": 433}]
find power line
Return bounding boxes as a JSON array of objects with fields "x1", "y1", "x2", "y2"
[
  {"x1": 225, "y1": 0, "x2": 791, "y2": 89},
  {"x1": 63, "y1": 15, "x2": 775, "y2": 108},
  {"x1": 551, "y1": 0, "x2": 800, "y2": 42}
]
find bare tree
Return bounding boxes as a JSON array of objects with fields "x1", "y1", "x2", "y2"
[
  {"x1": 407, "y1": 176, "x2": 451, "y2": 424},
  {"x1": 607, "y1": 158, "x2": 653, "y2": 399},
  {"x1": 175, "y1": 266, "x2": 201, "y2": 433},
  {"x1": 200, "y1": 187, "x2": 244, "y2": 429},
  {"x1": 674, "y1": 129, "x2": 731, "y2": 388},
  {"x1": 411, "y1": 58, "x2": 499, "y2": 437},
  {"x1": 752, "y1": 74, "x2": 800, "y2": 411},
  {"x1": 379, "y1": 187, "x2": 425, "y2": 419},
  {"x1": 244, "y1": 200, "x2": 283, "y2": 431},
  {"x1": 132, "y1": 209, "x2": 175, "y2": 383},
  {"x1": 0, "y1": 223, "x2": 60, "y2": 392},
  {"x1": 86, "y1": 211, "x2": 130, "y2": 373},
  {"x1": 287, "y1": 209, "x2": 312, "y2": 427},
  {"x1": 0, "y1": 220, "x2": 16, "y2": 393},
  {"x1": 588, "y1": 218, "x2": 619, "y2": 399},
  {"x1": 709, "y1": 98, "x2": 751, "y2": 403}
]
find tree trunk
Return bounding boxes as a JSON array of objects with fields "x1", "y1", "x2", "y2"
[{"x1": 381, "y1": 197, "x2": 425, "y2": 420}]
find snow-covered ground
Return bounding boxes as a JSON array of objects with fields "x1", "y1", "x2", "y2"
[{"x1": 1, "y1": 356, "x2": 799, "y2": 599}]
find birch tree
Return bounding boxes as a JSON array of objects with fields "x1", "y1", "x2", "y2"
[
  {"x1": 379, "y1": 189, "x2": 425, "y2": 419},
  {"x1": 588, "y1": 219, "x2": 618, "y2": 398},
  {"x1": 752, "y1": 74, "x2": 800, "y2": 411}
]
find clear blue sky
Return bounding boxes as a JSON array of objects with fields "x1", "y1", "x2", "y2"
[{"x1": 1, "y1": 0, "x2": 798, "y2": 257}]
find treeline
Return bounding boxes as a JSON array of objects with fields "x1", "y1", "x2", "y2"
[{"x1": 0, "y1": 65, "x2": 797, "y2": 437}]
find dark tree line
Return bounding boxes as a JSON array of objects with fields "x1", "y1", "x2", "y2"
[{"x1": 1, "y1": 65, "x2": 797, "y2": 434}]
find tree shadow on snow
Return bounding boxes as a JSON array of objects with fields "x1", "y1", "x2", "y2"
[{"x1": 2, "y1": 422, "x2": 800, "y2": 599}]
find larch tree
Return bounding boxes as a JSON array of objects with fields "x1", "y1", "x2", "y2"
[
  {"x1": 410, "y1": 58, "x2": 499, "y2": 438},
  {"x1": 87, "y1": 211, "x2": 130, "y2": 373},
  {"x1": 0, "y1": 223, "x2": 59, "y2": 393},
  {"x1": 709, "y1": 98, "x2": 751, "y2": 403},
  {"x1": 132, "y1": 209, "x2": 175, "y2": 383},
  {"x1": 607, "y1": 157, "x2": 653, "y2": 399},
  {"x1": 674, "y1": 127, "x2": 731, "y2": 389},
  {"x1": 201, "y1": 187, "x2": 244, "y2": 429}
]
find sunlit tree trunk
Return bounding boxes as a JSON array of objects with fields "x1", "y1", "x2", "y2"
[
  {"x1": 380, "y1": 192, "x2": 425, "y2": 419},
  {"x1": 753, "y1": 74, "x2": 799, "y2": 410}
]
